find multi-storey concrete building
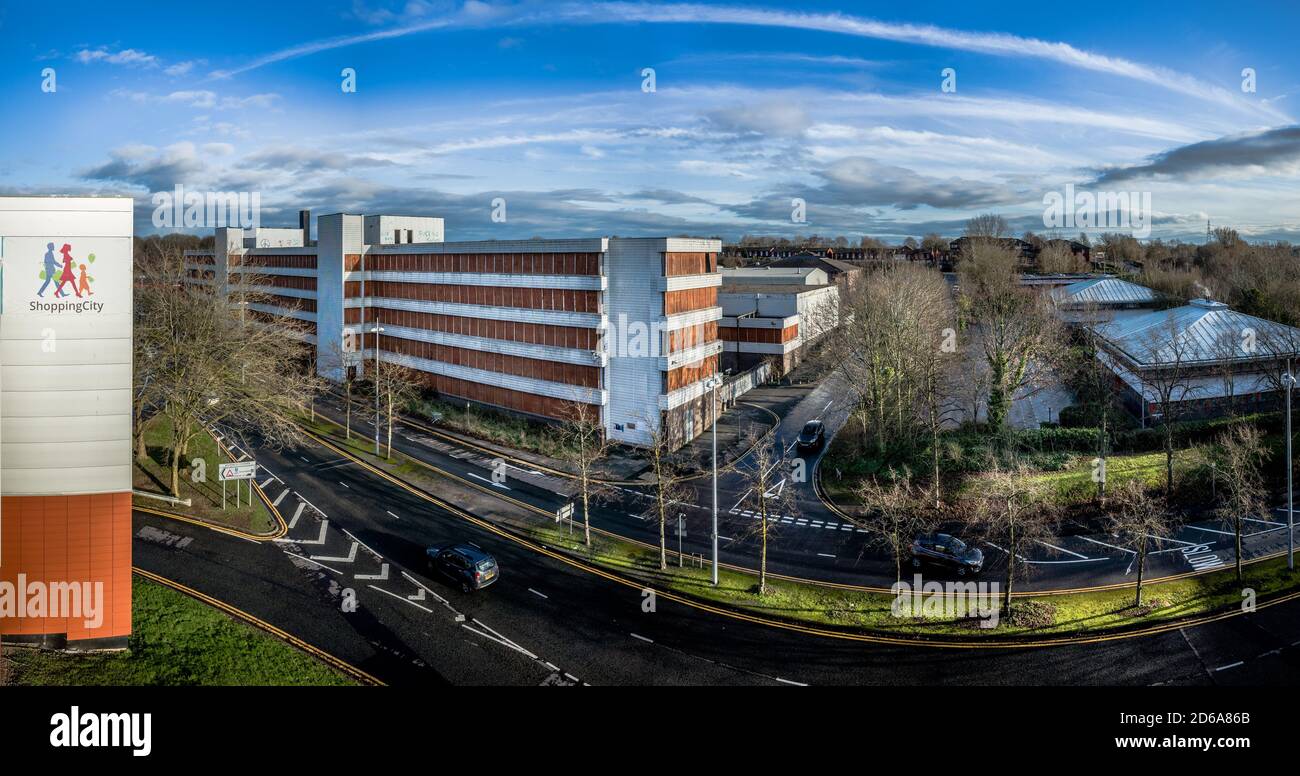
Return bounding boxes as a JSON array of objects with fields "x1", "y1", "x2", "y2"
[{"x1": 186, "y1": 212, "x2": 723, "y2": 447}]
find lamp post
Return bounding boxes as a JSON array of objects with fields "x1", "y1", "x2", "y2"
[
  {"x1": 703, "y1": 374, "x2": 725, "y2": 586},
  {"x1": 370, "y1": 321, "x2": 385, "y2": 456},
  {"x1": 1285, "y1": 369, "x2": 1296, "y2": 571}
]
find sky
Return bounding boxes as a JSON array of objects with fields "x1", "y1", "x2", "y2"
[{"x1": 1, "y1": 0, "x2": 1298, "y2": 243}]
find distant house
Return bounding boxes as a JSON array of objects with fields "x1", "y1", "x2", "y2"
[
  {"x1": 946, "y1": 236, "x2": 1036, "y2": 270},
  {"x1": 1089, "y1": 298, "x2": 1300, "y2": 424},
  {"x1": 764, "y1": 252, "x2": 863, "y2": 293}
]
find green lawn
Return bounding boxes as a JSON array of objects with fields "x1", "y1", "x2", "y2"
[
  {"x1": 2, "y1": 578, "x2": 354, "y2": 686},
  {"x1": 133, "y1": 415, "x2": 276, "y2": 534}
]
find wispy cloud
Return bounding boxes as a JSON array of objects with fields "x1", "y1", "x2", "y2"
[
  {"x1": 212, "y1": 1, "x2": 1289, "y2": 122},
  {"x1": 76, "y1": 47, "x2": 159, "y2": 67}
]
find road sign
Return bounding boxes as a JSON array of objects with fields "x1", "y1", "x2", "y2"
[
  {"x1": 219, "y1": 461, "x2": 257, "y2": 481},
  {"x1": 556, "y1": 503, "x2": 574, "y2": 523}
]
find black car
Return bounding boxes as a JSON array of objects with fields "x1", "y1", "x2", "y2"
[
  {"x1": 426, "y1": 543, "x2": 500, "y2": 592},
  {"x1": 795, "y1": 420, "x2": 826, "y2": 453},
  {"x1": 910, "y1": 533, "x2": 983, "y2": 576}
]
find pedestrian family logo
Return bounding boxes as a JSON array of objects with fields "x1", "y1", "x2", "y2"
[{"x1": 32, "y1": 241, "x2": 104, "y2": 314}]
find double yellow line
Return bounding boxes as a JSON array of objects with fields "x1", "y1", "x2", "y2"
[{"x1": 132, "y1": 567, "x2": 384, "y2": 685}]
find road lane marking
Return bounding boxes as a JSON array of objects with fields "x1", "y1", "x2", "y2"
[
  {"x1": 342, "y1": 528, "x2": 383, "y2": 560},
  {"x1": 272, "y1": 489, "x2": 290, "y2": 507},
  {"x1": 1036, "y1": 540, "x2": 1089, "y2": 559},
  {"x1": 630, "y1": 633, "x2": 654, "y2": 643},
  {"x1": 528, "y1": 588, "x2": 549, "y2": 599},
  {"x1": 368, "y1": 584, "x2": 434, "y2": 613},
  {"x1": 311, "y1": 542, "x2": 359, "y2": 563},
  {"x1": 467, "y1": 472, "x2": 511, "y2": 490},
  {"x1": 385, "y1": 510, "x2": 402, "y2": 520},
  {"x1": 288, "y1": 501, "x2": 307, "y2": 529},
  {"x1": 284, "y1": 551, "x2": 343, "y2": 574}
]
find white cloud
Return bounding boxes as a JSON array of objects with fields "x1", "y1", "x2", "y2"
[{"x1": 76, "y1": 47, "x2": 159, "y2": 67}]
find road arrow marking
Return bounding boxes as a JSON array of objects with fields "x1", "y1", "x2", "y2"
[
  {"x1": 355, "y1": 563, "x2": 390, "y2": 581},
  {"x1": 311, "y1": 541, "x2": 358, "y2": 563}
]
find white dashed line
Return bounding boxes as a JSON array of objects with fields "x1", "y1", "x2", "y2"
[
  {"x1": 630, "y1": 633, "x2": 654, "y2": 643},
  {"x1": 528, "y1": 588, "x2": 549, "y2": 600}
]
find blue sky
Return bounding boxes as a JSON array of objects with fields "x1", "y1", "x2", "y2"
[{"x1": 1, "y1": 0, "x2": 1298, "y2": 242}]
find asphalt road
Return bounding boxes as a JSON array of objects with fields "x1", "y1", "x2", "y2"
[
  {"x1": 131, "y1": 427, "x2": 1300, "y2": 686},
  {"x1": 309, "y1": 384, "x2": 1298, "y2": 594}
]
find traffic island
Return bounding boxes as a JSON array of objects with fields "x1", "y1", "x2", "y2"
[{"x1": 132, "y1": 416, "x2": 280, "y2": 536}]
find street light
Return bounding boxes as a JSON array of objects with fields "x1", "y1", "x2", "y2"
[
  {"x1": 703, "y1": 373, "x2": 727, "y2": 586},
  {"x1": 370, "y1": 321, "x2": 385, "y2": 456},
  {"x1": 1284, "y1": 369, "x2": 1296, "y2": 571}
]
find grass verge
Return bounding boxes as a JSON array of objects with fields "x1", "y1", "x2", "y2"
[
  {"x1": 132, "y1": 415, "x2": 276, "y2": 534},
  {"x1": 298, "y1": 410, "x2": 1300, "y2": 641},
  {"x1": 1, "y1": 577, "x2": 354, "y2": 686}
]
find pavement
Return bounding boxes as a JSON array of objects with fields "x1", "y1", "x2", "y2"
[{"x1": 133, "y1": 424, "x2": 1300, "y2": 686}]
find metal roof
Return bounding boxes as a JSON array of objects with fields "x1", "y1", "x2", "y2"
[
  {"x1": 1050, "y1": 276, "x2": 1160, "y2": 306},
  {"x1": 1091, "y1": 298, "x2": 1300, "y2": 367}
]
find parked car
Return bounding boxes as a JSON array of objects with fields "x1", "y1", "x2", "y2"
[
  {"x1": 910, "y1": 533, "x2": 983, "y2": 576},
  {"x1": 426, "y1": 543, "x2": 499, "y2": 592},
  {"x1": 795, "y1": 420, "x2": 826, "y2": 453}
]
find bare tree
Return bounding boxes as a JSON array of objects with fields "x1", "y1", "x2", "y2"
[
  {"x1": 1106, "y1": 479, "x2": 1177, "y2": 608},
  {"x1": 326, "y1": 336, "x2": 362, "y2": 441},
  {"x1": 965, "y1": 213, "x2": 1010, "y2": 239},
  {"x1": 1133, "y1": 313, "x2": 1200, "y2": 498},
  {"x1": 822, "y1": 262, "x2": 956, "y2": 459},
  {"x1": 731, "y1": 430, "x2": 799, "y2": 594},
  {"x1": 963, "y1": 466, "x2": 1056, "y2": 619},
  {"x1": 370, "y1": 356, "x2": 423, "y2": 459},
  {"x1": 137, "y1": 247, "x2": 326, "y2": 497},
  {"x1": 1214, "y1": 425, "x2": 1272, "y2": 582},
  {"x1": 851, "y1": 469, "x2": 933, "y2": 584},
  {"x1": 645, "y1": 418, "x2": 694, "y2": 570},
  {"x1": 958, "y1": 242, "x2": 1064, "y2": 432},
  {"x1": 556, "y1": 401, "x2": 613, "y2": 547}
]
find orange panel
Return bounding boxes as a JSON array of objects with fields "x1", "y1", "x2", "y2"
[{"x1": 0, "y1": 492, "x2": 132, "y2": 644}]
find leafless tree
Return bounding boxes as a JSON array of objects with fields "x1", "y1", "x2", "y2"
[
  {"x1": 370, "y1": 356, "x2": 423, "y2": 459},
  {"x1": 965, "y1": 213, "x2": 1010, "y2": 239},
  {"x1": 1106, "y1": 479, "x2": 1178, "y2": 608},
  {"x1": 136, "y1": 247, "x2": 326, "y2": 497},
  {"x1": 557, "y1": 401, "x2": 613, "y2": 547},
  {"x1": 730, "y1": 430, "x2": 799, "y2": 594},
  {"x1": 1214, "y1": 425, "x2": 1272, "y2": 582},
  {"x1": 962, "y1": 466, "x2": 1057, "y2": 619},
  {"x1": 958, "y1": 242, "x2": 1064, "y2": 432},
  {"x1": 645, "y1": 418, "x2": 694, "y2": 570},
  {"x1": 823, "y1": 262, "x2": 956, "y2": 460},
  {"x1": 851, "y1": 469, "x2": 933, "y2": 584},
  {"x1": 1133, "y1": 312, "x2": 1200, "y2": 498}
]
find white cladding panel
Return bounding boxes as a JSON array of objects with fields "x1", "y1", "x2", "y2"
[{"x1": 0, "y1": 197, "x2": 133, "y2": 495}]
